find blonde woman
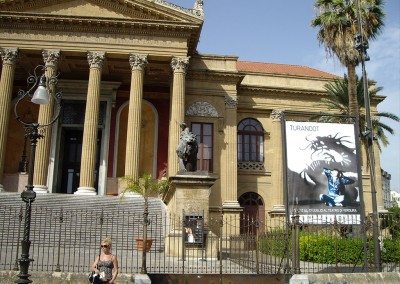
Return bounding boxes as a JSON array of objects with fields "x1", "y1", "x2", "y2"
[{"x1": 91, "y1": 238, "x2": 119, "y2": 284}]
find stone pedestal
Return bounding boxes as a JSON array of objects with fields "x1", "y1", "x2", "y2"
[
  {"x1": 2, "y1": 173, "x2": 28, "y2": 192},
  {"x1": 166, "y1": 172, "x2": 216, "y2": 220},
  {"x1": 165, "y1": 229, "x2": 219, "y2": 259},
  {"x1": 165, "y1": 172, "x2": 217, "y2": 257}
]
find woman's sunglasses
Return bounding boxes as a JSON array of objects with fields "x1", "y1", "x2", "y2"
[{"x1": 101, "y1": 245, "x2": 109, "y2": 248}]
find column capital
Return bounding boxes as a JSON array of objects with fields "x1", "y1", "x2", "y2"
[
  {"x1": 87, "y1": 51, "x2": 105, "y2": 69},
  {"x1": 42, "y1": 49, "x2": 61, "y2": 69},
  {"x1": 129, "y1": 54, "x2": 148, "y2": 71},
  {"x1": 171, "y1": 56, "x2": 190, "y2": 74},
  {"x1": 0, "y1": 48, "x2": 18, "y2": 65},
  {"x1": 270, "y1": 109, "x2": 285, "y2": 121},
  {"x1": 224, "y1": 95, "x2": 238, "y2": 109}
]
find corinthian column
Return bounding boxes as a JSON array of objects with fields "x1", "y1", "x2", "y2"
[
  {"x1": 222, "y1": 95, "x2": 241, "y2": 210},
  {"x1": 76, "y1": 51, "x2": 105, "y2": 195},
  {"x1": 33, "y1": 49, "x2": 61, "y2": 194},
  {"x1": 269, "y1": 109, "x2": 285, "y2": 215},
  {"x1": 168, "y1": 56, "x2": 189, "y2": 176},
  {"x1": 125, "y1": 54, "x2": 147, "y2": 180},
  {"x1": 0, "y1": 48, "x2": 18, "y2": 192}
]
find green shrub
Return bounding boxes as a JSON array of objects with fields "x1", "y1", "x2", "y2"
[
  {"x1": 299, "y1": 232, "x2": 365, "y2": 264},
  {"x1": 381, "y1": 207, "x2": 400, "y2": 239},
  {"x1": 259, "y1": 229, "x2": 291, "y2": 258},
  {"x1": 259, "y1": 228, "x2": 400, "y2": 264},
  {"x1": 381, "y1": 237, "x2": 400, "y2": 263}
]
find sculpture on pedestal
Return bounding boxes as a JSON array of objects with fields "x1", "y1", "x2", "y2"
[{"x1": 176, "y1": 122, "x2": 198, "y2": 172}]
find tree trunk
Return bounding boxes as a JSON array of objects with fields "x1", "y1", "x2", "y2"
[{"x1": 347, "y1": 64, "x2": 359, "y2": 118}]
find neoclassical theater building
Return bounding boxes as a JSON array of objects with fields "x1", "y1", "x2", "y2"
[{"x1": 0, "y1": 0, "x2": 384, "y2": 218}]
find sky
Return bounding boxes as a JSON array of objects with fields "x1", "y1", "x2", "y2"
[{"x1": 170, "y1": 0, "x2": 400, "y2": 192}]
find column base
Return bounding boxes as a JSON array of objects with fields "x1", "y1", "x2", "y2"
[
  {"x1": 222, "y1": 200, "x2": 242, "y2": 212},
  {"x1": 33, "y1": 185, "x2": 49, "y2": 194},
  {"x1": 270, "y1": 204, "x2": 286, "y2": 213},
  {"x1": 75, "y1": 187, "x2": 97, "y2": 195}
]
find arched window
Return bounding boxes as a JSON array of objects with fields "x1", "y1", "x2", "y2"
[{"x1": 237, "y1": 118, "x2": 264, "y2": 162}]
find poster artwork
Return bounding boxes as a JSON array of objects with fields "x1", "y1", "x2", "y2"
[{"x1": 285, "y1": 121, "x2": 361, "y2": 224}]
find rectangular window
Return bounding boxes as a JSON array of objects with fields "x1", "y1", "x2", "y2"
[{"x1": 191, "y1": 122, "x2": 213, "y2": 172}]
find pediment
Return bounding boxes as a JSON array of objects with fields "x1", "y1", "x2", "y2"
[
  {"x1": 30, "y1": 0, "x2": 134, "y2": 20},
  {"x1": 0, "y1": 0, "x2": 204, "y2": 23}
]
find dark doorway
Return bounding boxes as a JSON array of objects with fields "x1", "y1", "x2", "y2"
[
  {"x1": 58, "y1": 128, "x2": 101, "y2": 194},
  {"x1": 238, "y1": 192, "x2": 265, "y2": 235}
]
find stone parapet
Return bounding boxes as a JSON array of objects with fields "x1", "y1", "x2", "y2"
[{"x1": 290, "y1": 272, "x2": 400, "y2": 284}]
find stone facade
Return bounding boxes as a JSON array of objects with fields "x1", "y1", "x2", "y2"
[{"x1": 0, "y1": 0, "x2": 384, "y2": 220}]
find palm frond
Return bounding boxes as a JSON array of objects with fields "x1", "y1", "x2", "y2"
[{"x1": 314, "y1": 74, "x2": 398, "y2": 150}]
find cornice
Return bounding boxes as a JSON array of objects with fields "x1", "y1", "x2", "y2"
[
  {"x1": 188, "y1": 70, "x2": 245, "y2": 85},
  {"x1": 0, "y1": 0, "x2": 204, "y2": 22},
  {"x1": 238, "y1": 70, "x2": 336, "y2": 82},
  {"x1": 149, "y1": 0, "x2": 204, "y2": 20},
  {"x1": 0, "y1": 12, "x2": 198, "y2": 38},
  {"x1": 238, "y1": 85, "x2": 325, "y2": 96}
]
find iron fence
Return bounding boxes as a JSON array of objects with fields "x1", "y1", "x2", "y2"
[{"x1": 0, "y1": 204, "x2": 399, "y2": 275}]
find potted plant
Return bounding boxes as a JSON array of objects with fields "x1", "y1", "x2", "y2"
[{"x1": 122, "y1": 173, "x2": 169, "y2": 255}]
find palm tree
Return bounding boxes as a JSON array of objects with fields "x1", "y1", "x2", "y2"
[
  {"x1": 311, "y1": 0, "x2": 385, "y2": 117},
  {"x1": 313, "y1": 75, "x2": 399, "y2": 151}
]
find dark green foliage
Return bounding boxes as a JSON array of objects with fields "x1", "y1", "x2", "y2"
[
  {"x1": 312, "y1": 75, "x2": 399, "y2": 151},
  {"x1": 299, "y1": 232, "x2": 365, "y2": 264},
  {"x1": 380, "y1": 207, "x2": 400, "y2": 239},
  {"x1": 298, "y1": 231, "x2": 400, "y2": 264},
  {"x1": 259, "y1": 229, "x2": 291, "y2": 258},
  {"x1": 381, "y1": 238, "x2": 400, "y2": 263}
]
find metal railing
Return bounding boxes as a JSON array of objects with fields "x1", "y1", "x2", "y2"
[{"x1": 1, "y1": 204, "x2": 399, "y2": 275}]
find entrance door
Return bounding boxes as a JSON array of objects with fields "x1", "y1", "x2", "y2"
[
  {"x1": 239, "y1": 192, "x2": 265, "y2": 235},
  {"x1": 59, "y1": 128, "x2": 101, "y2": 194}
]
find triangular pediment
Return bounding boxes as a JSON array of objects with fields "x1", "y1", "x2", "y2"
[
  {"x1": 0, "y1": 0, "x2": 204, "y2": 23},
  {"x1": 30, "y1": 0, "x2": 133, "y2": 19}
]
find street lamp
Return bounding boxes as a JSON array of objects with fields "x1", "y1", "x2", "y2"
[
  {"x1": 14, "y1": 64, "x2": 62, "y2": 283},
  {"x1": 354, "y1": 0, "x2": 381, "y2": 272}
]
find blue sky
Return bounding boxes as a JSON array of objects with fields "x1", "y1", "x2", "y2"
[{"x1": 170, "y1": 0, "x2": 400, "y2": 192}]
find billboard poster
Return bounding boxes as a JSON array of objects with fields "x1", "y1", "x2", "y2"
[{"x1": 285, "y1": 121, "x2": 361, "y2": 224}]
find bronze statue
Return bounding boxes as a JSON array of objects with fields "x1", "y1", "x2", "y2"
[{"x1": 176, "y1": 122, "x2": 198, "y2": 172}]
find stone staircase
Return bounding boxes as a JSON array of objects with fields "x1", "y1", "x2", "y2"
[{"x1": 0, "y1": 192, "x2": 169, "y2": 273}]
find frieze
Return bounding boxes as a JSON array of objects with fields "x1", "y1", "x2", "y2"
[
  {"x1": 188, "y1": 70, "x2": 244, "y2": 84},
  {"x1": 171, "y1": 57, "x2": 190, "y2": 74},
  {"x1": 186, "y1": 101, "x2": 219, "y2": 117},
  {"x1": 224, "y1": 95, "x2": 238, "y2": 109},
  {"x1": 0, "y1": 30, "x2": 185, "y2": 51},
  {"x1": 129, "y1": 54, "x2": 148, "y2": 71},
  {"x1": 42, "y1": 49, "x2": 61, "y2": 68},
  {"x1": 0, "y1": 47, "x2": 18, "y2": 65},
  {"x1": 270, "y1": 109, "x2": 285, "y2": 121},
  {"x1": 87, "y1": 51, "x2": 105, "y2": 69},
  {"x1": 0, "y1": 14, "x2": 197, "y2": 39}
]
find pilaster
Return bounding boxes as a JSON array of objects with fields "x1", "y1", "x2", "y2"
[
  {"x1": 76, "y1": 51, "x2": 105, "y2": 195},
  {"x1": 0, "y1": 48, "x2": 18, "y2": 192},
  {"x1": 33, "y1": 49, "x2": 61, "y2": 194},
  {"x1": 124, "y1": 54, "x2": 147, "y2": 181},
  {"x1": 168, "y1": 57, "x2": 189, "y2": 177},
  {"x1": 222, "y1": 95, "x2": 241, "y2": 210},
  {"x1": 269, "y1": 109, "x2": 286, "y2": 216}
]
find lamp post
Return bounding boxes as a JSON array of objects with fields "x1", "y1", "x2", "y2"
[
  {"x1": 354, "y1": 0, "x2": 381, "y2": 272},
  {"x1": 14, "y1": 64, "x2": 62, "y2": 283}
]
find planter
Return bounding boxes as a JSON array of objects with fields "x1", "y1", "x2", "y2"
[{"x1": 135, "y1": 239, "x2": 153, "y2": 252}]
